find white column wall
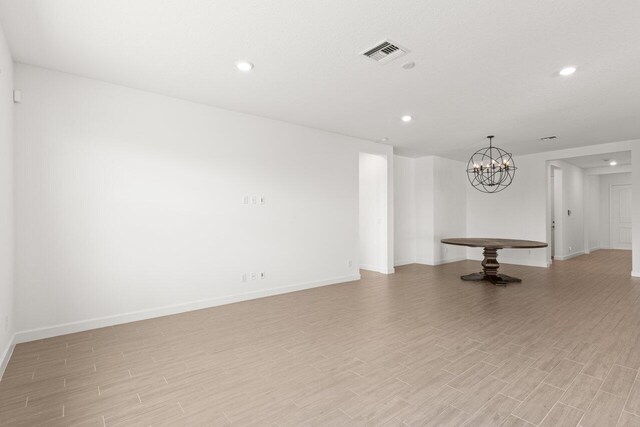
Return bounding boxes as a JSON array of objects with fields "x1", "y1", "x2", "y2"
[
  {"x1": 0, "y1": 20, "x2": 14, "y2": 376},
  {"x1": 393, "y1": 155, "x2": 416, "y2": 266}
]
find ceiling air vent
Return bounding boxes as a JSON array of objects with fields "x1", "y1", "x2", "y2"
[
  {"x1": 361, "y1": 40, "x2": 409, "y2": 64},
  {"x1": 540, "y1": 136, "x2": 558, "y2": 141}
]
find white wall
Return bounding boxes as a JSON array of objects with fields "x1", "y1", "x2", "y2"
[
  {"x1": 633, "y1": 148, "x2": 640, "y2": 276},
  {"x1": 415, "y1": 156, "x2": 435, "y2": 264},
  {"x1": 0, "y1": 23, "x2": 14, "y2": 376},
  {"x1": 433, "y1": 157, "x2": 467, "y2": 264},
  {"x1": 566, "y1": 164, "x2": 586, "y2": 257},
  {"x1": 393, "y1": 155, "x2": 416, "y2": 266},
  {"x1": 598, "y1": 173, "x2": 632, "y2": 249},
  {"x1": 359, "y1": 153, "x2": 387, "y2": 272},
  {"x1": 551, "y1": 167, "x2": 564, "y2": 258},
  {"x1": 13, "y1": 64, "x2": 393, "y2": 341},
  {"x1": 585, "y1": 174, "x2": 600, "y2": 251},
  {"x1": 404, "y1": 156, "x2": 467, "y2": 265}
]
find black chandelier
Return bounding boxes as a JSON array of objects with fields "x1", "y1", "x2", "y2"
[{"x1": 466, "y1": 136, "x2": 517, "y2": 193}]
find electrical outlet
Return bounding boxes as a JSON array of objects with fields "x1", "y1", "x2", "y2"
[
  {"x1": 259, "y1": 196, "x2": 266, "y2": 205},
  {"x1": 348, "y1": 260, "x2": 353, "y2": 267},
  {"x1": 250, "y1": 272, "x2": 257, "y2": 280},
  {"x1": 241, "y1": 273, "x2": 247, "y2": 282},
  {"x1": 242, "y1": 195, "x2": 249, "y2": 205},
  {"x1": 251, "y1": 196, "x2": 257, "y2": 205},
  {"x1": 569, "y1": 246, "x2": 573, "y2": 252}
]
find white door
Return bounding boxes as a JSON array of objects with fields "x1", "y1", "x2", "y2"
[{"x1": 610, "y1": 184, "x2": 632, "y2": 250}]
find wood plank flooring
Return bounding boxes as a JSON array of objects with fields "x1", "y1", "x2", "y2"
[{"x1": 1, "y1": 249, "x2": 640, "y2": 426}]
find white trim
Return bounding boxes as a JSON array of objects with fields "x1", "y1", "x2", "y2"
[
  {"x1": 412, "y1": 257, "x2": 468, "y2": 267},
  {"x1": 360, "y1": 264, "x2": 388, "y2": 274},
  {"x1": 433, "y1": 257, "x2": 467, "y2": 266},
  {"x1": 632, "y1": 271, "x2": 640, "y2": 278},
  {"x1": 394, "y1": 259, "x2": 416, "y2": 267},
  {"x1": 0, "y1": 334, "x2": 16, "y2": 381},
  {"x1": 360, "y1": 264, "x2": 395, "y2": 274},
  {"x1": 14, "y1": 274, "x2": 360, "y2": 344},
  {"x1": 554, "y1": 251, "x2": 585, "y2": 261}
]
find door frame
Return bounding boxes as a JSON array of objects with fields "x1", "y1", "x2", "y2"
[{"x1": 546, "y1": 163, "x2": 563, "y2": 265}]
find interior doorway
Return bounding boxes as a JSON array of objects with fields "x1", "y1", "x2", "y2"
[
  {"x1": 358, "y1": 152, "x2": 388, "y2": 273},
  {"x1": 547, "y1": 151, "x2": 632, "y2": 265}
]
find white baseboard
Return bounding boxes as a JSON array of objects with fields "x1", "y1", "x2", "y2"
[
  {"x1": 0, "y1": 334, "x2": 16, "y2": 381},
  {"x1": 554, "y1": 251, "x2": 585, "y2": 261},
  {"x1": 14, "y1": 274, "x2": 361, "y2": 344},
  {"x1": 360, "y1": 264, "x2": 394, "y2": 274},
  {"x1": 394, "y1": 259, "x2": 416, "y2": 267},
  {"x1": 433, "y1": 257, "x2": 467, "y2": 266},
  {"x1": 632, "y1": 271, "x2": 640, "y2": 278},
  {"x1": 411, "y1": 257, "x2": 467, "y2": 267}
]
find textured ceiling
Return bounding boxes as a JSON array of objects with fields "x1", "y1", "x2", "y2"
[{"x1": 1, "y1": 0, "x2": 639, "y2": 158}]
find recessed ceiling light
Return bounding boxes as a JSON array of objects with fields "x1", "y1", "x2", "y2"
[
  {"x1": 380, "y1": 137, "x2": 389, "y2": 142},
  {"x1": 610, "y1": 161, "x2": 617, "y2": 166},
  {"x1": 559, "y1": 66, "x2": 577, "y2": 76},
  {"x1": 401, "y1": 115, "x2": 412, "y2": 122},
  {"x1": 402, "y1": 62, "x2": 416, "y2": 70},
  {"x1": 235, "y1": 61, "x2": 254, "y2": 72}
]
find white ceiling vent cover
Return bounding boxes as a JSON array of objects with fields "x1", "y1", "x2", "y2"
[{"x1": 361, "y1": 40, "x2": 409, "y2": 64}]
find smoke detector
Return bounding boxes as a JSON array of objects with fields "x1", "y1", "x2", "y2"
[{"x1": 361, "y1": 40, "x2": 409, "y2": 64}]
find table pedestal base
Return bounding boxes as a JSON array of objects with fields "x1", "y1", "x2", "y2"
[
  {"x1": 461, "y1": 272, "x2": 522, "y2": 286},
  {"x1": 461, "y1": 247, "x2": 521, "y2": 286}
]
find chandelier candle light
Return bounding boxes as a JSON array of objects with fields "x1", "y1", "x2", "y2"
[{"x1": 467, "y1": 136, "x2": 517, "y2": 193}]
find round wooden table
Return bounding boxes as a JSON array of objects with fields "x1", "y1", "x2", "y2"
[{"x1": 441, "y1": 238, "x2": 548, "y2": 286}]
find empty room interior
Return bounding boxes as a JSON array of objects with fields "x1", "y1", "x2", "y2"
[{"x1": 1, "y1": 1, "x2": 640, "y2": 426}]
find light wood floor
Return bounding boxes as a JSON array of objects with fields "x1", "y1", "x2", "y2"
[{"x1": 2, "y1": 250, "x2": 640, "y2": 426}]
